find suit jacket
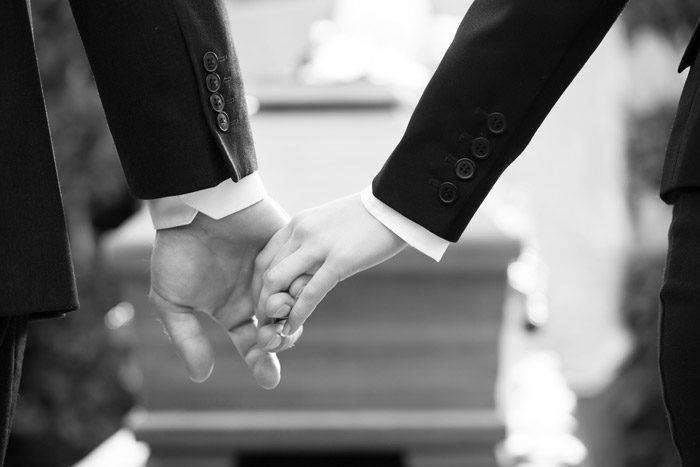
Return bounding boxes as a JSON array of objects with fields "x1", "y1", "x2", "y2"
[
  {"x1": 373, "y1": 0, "x2": 700, "y2": 242},
  {"x1": 0, "y1": 0, "x2": 254, "y2": 317}
]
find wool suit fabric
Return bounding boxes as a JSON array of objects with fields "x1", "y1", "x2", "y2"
[
  {"x1": 659, "y1": 31, "x2": 700, "y2": 464},
  {"x1": 2, "y1": 0, "x2": 700, "y2": 463},
  {"x1": 370, "y1": 0, "x2": 700, "y2": 463},
  {"x1": 0, "y1": 0, "x2": 252, "y2": 461}
]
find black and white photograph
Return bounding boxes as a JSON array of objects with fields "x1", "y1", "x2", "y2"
[{"x1": 2, "y1": 0, "x2": 700, "y2": 466}]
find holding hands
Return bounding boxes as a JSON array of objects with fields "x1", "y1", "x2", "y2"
[
  {"x1": 253, "y1": 194, "x2": 407, "y2": 353},
  {"x1": 149, "y1": 193, "x2": 406, "y2": 388},
  {"x1": 149, "y1": 198, "x2": 288, "y2": 389}
]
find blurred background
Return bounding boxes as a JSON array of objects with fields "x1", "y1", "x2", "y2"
[{"x1": 6, "y1": 0, "x2": 700, "y2": 466}]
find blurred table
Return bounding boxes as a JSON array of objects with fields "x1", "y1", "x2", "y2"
[{"x1": 102, "y1": 102, "x2": 520, "y2": 467}]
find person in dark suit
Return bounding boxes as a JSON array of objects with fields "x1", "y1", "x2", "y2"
[
  {"x1": 252, "y1": 1, "x2": 700, "y2": 463},
  {"x1": 0, "y1": 1, "x2": 289, "y2": 463}
]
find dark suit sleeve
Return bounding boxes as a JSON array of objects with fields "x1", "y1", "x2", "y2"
[
  {"x1": 67, "y1": 0, "x2": 255, "y2": 199},
  {"x1": 372, "y1": 0, "x2": 629, "y2": 242}
]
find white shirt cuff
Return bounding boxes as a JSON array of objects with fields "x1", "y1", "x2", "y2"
[
  {"x1": 146, "y1": 172, "x2": 267, "y2": 230},
  {"x1": 360, "y1": 186, "x2": 449, "y2": 262}
]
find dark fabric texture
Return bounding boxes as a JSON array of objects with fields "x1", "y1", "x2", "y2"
[
  {"x1": 660, "y1": 191, "x2": 700, "y2": 466},
  {"x1": 678, "y1": 19, "x2": 700, "y2": 74},
  {"x1": 67, "y1": 0, "x2": 256, "y2": 198},
  {"x1": 372, "y1": 0, "x2": 700, "y2": 241},
  {"x1": 661, "y1": 21, "x2": 700, "y2": 203},
  {"x1": 0, "y1": 316, "x2": 28, "y2": 467},
  {"x1": 0, "y1": 0, "x2": 78, "y2": 317},
  {"x1": 0, "y1": 0, "x2": 255, "y2": 317}
]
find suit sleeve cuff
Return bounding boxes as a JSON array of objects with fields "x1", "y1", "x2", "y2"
[
  {"x1": 360, "y1": 186, "x2": 449, "y2": 262},
  {"x1": 146, "y1": 172, "x2": 267, "y2": 230}
]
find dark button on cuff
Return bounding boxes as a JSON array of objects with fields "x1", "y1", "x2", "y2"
[
  {"x1": 471, "y1": 137, "x2": 491, "y2": 159},
  {"x1": 455, "y1": 158, "x2": 476, "y2": 180},
  {"x1": 203, "y1": 51, "x2": 219, "y2": 72},
  {"x1": 487, "y1": 112, "x2": 507, "y2": 134},
  {"x1": 438, "y1": 182, "x2": 458, "y2": 204},
  {"x1": 210, "y1": 93, "x2": 225, "y2": 112},
  {"x1": 206, "y1": 73, "x2": 222, "y2": 92},
  {"x1": 216, "y1": 111, "x2": 230, "y2": 132}
]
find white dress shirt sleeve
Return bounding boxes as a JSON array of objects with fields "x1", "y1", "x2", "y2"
[
  {"x1": 146, "y1": 172, "x2": 267, "y2": 230},
  {"x1": 146, "y1": 175, "x2": 449, "y2": 262},
  {"x1": 360, "y1": 186, "x2": 449, "y2": 262}
]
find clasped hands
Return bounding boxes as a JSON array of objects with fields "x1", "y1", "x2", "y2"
[{"x1": 149, "y1": 194, "x2": 406, "y2": 389}]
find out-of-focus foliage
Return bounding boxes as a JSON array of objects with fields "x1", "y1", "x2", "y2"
[
  {"x1": 623, "y1": 0, "x2": 700, "y2": 44},
  {"x1": 5, "y1": 0, "x2": 138, "y2": 466}
]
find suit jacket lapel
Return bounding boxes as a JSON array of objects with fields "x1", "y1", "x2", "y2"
[{"x1": 679, "y1": 18, "x2": 700, "y2": 72}]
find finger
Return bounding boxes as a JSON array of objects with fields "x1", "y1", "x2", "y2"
[
  {"x1": 257, "y1": 248, "x2": 319, "y2": 317},
  {"x1": 254, "y1": 241, "x2": 297, "y2": 316},
  {"x1": 256, "y1": 276, "x2": 311, "y2": 325},
  {"x1": 260, "y1": 250, "x2": 321, "y2": 303},
  {"x1": 258, "y1": 321, "x2": 304, "y2": 352},
  {"x1": 252, "y1": 226, "x2": 294, "y2": 300},
  {"x1": 254, "y1": 225, "x2": 293, "y2": 280},
  {"x1": 289, "y1": 274, "x2": 312, "y2": 299},
  {"x1": 150, "y1": 290, "x2": 214, "y2": 383},
  {"x1": 227, "y1": 318, "x2": 282, "y2": 390},
  {"x1": 265, "y1": 292, "x2": 296, "y2": 321},
  {"x1": 281, "y1": 263, "x2": 339, "y2": 336},
  {"x1": 282, "y1": 325, "x2": 304, "y2": 350}
]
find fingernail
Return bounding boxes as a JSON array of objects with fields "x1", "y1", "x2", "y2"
[
  {"x1": 266, "y1": 334, "x2": 282, "y2": 351},
  {"x1": 282, "y1": 322, "x2": 292, "y2": 336},
  {"x1": 271, "y1": 304, "x2": 291, "y2": 319}
]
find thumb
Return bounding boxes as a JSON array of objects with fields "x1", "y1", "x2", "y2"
[{"x1": 149, "y1": 290, "x2": 215, "y2": 383}]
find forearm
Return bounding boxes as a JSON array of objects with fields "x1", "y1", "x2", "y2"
[
  {"x1": 68, "y1": 0, "x2": 255, "y2": 198},
  {"x1": 373, "y1": 0, "x2": 629, "y2": 241},
  {"x1": 360, "y1": 187, "x2": 449, "y2": 262}
]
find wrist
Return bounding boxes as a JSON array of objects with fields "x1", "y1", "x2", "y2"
[
  {"x1": 194, "y1": 197, "x2": 288, "y2": 242},
  {"x1": 148, "y1": 173, "x2": 268, "y2": 230},
  {"x1": 359, "y1": 186, "x2": 449, "y2": 262}
]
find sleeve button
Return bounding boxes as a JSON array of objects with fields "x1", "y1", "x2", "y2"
[
  {"x1": 216, "y1": 111, "x2": 230, "y2": 132},
  {"x1": 210, "y1": 93, "x2": 225, "y2": 112},
  {"x1": 470, "y1": 137, "x2": 491, "y2": 159},
  {"x1": 487, "y1": 112, "x2": 507, "y2": 134},
  {"x1": 438, "y1": 182, "x2": 458, "y2": 204},
  {"x1": 455, "y1": 158, "x2": 476, "y2": 180},
  {"x1": 205, "y1": 73, "x2": 222, "y2": 92},
  {"x1": 203, "y1": 51, "x2": 219, "y2": 72}
]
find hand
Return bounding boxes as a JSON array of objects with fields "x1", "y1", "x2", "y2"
[
  {"x1": 253, "y1": 194, "x2": 407, "y2": 352},
  {"x1": 149, "y1": 198, "x2": 288, "y2": 389}
]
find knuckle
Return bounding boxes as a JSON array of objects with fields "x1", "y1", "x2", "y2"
[
  {"x1": 262, "y1": 269, "x2": 279, "y2": 288},
  {"x1": 292, "y1": 218, "x2": 315, "y2": 237},
  {"x1": 254, "y1": 254, "x2": 267, "y2": 271},
  {"x1": 289, "y1": 214, "x2": 305, "y2": 229}
]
